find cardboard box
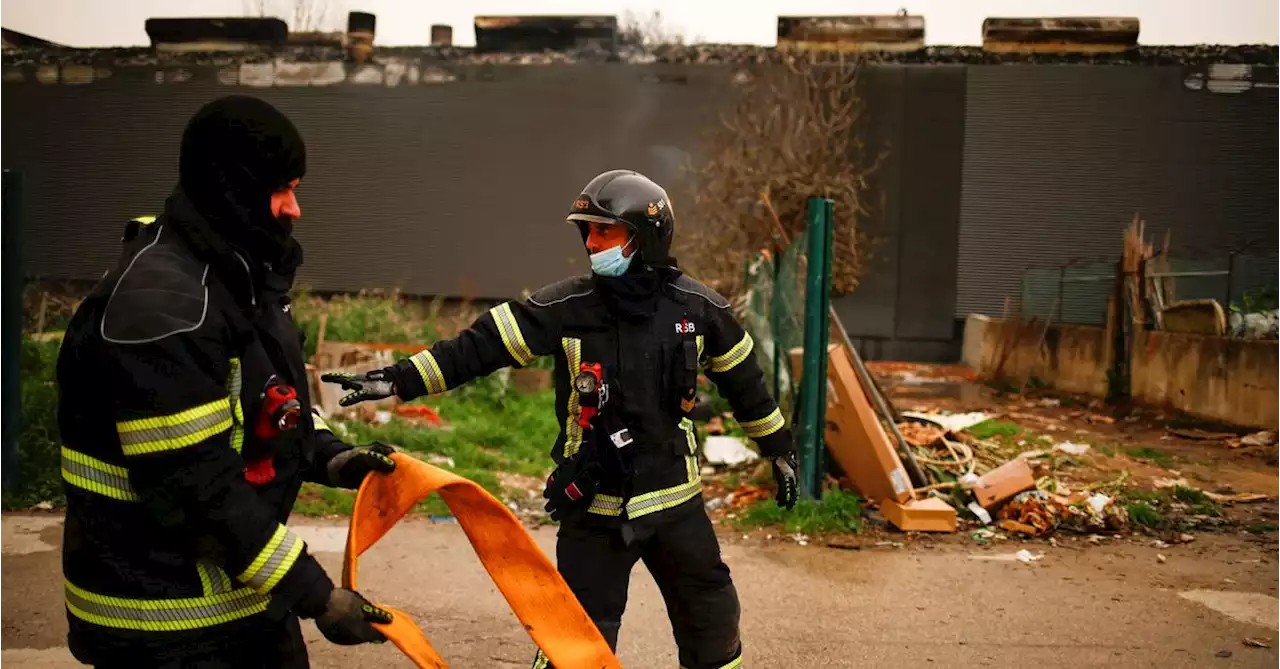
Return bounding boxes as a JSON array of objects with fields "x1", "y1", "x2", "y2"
[
  {"x1": 881, "y1": 497, "x2": 958, "y2": 533},
  {"x1": 790, "y1": 345, "x2": 914, "y2": 505},
  {"x1": 973, "y1": 458, "x2": 1036, "y2": 509}
]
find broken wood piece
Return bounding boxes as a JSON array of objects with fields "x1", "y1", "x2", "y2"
[
  {"x1": 1167, "y1": 427, "x2": 1236, "y2": 441},
  {"x1": 974, "y1": 458, "x2": 1037, "y2": 509},
  {"x1": 1203, "y1": 492, "x2": 1269, "y2": 504}
]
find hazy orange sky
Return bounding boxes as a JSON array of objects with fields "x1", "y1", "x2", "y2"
[{"x1": 2, "y1": 0, "x2": 1276, "y2": 48}]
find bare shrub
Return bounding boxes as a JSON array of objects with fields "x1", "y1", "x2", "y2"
[
  {"x1": 676, "y1": 51, "x2": 886, "y2": 296},
  {"x1": 618, "y1": 9, "x2": 687, "y2": 47}
]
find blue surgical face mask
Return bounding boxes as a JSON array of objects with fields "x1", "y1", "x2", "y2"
[{"x1": 589, "y1": 239, "x2": 636, "y2": 277}]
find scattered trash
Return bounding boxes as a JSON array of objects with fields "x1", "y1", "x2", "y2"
[
  {"x1": 1015, "y1": 549, "x2": 1044, "y2": 563},
  {"x1": 967, "y1": 501, "x2": 992, "y2": 525},
  {"x1": 996, "y1": 490, "x2": 1062, "y2": 536},
  {"x1": 1054, "y1": 441, "x2": 1091, "y2": 456},
  {"x1": 1172, "y1": 533, "x2": 1196, "y2": 544},
  {"x1": 1243, "y1": 638, "x2": 1271, "y2": 649},
  {"x1": 1153, "y1": 477, "x2": 1192, "y2": 489},
  {"x1": 968, "y1": 551, "x2": 1037, "y2": 563},
  {"x1": 974, "y1": 459, "x2": 1037, "y2": 509},
  {"x1": 423, "y1": 453, "x2": 455, "y2": 468},
  {"x1": 957, "y1": 472, "x2": 981, "y2": 489},
  {"x1": 1152, "y1": 540, "x2": 1170, "y2": 549},
  {"x1": 901, "y1": 411, "x2": 991, "y2": 433},
  {"x1": 704, "y1": 497, "x2": 727, "y2": 513},
  {"x1": 1156, "y1": 553, "x2": 1167, "y2": 564},
  {"x1": 792, "y1": 533, "x2": 810, "y2": 546},
  {"x1": 34, "y1": 501, "x2": 54, "y2": 511},
  {"x1": 971, "y1": 528, "x2": 997, "y2": 544},
  {"x1": 394, "y1": 404, "x2": 443, "y2": 425},
  {"x1": 702, "y1": 435, "x2": 760, "y2": 466},
  {"x1": 1038, "y1": 398, "x2": 1061, "y2": 408},
  {"x1": 1085, "y1": 414, "x2": 1115, "y2": 425},
  {"x1": 1235, "y1": 431, "x2": 1277, "y2": 449},
  {"x1": 373, "y1": 410, "x2": 392, "y2": 425}
]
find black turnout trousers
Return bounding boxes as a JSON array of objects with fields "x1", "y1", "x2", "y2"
[{"x1": 535, "y1": 498, "x2": 743, "y2": 669}]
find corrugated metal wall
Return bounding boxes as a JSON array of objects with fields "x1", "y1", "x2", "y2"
[
  {"x1": 1, "y1": 65, "x2": 732, "y2": 299},
  {"x1": 833, "y1": 64, "x2": 967, "y2": 362},
  {"x1": 957, "y1": 66, "x2": 1279, "y2": 322}
]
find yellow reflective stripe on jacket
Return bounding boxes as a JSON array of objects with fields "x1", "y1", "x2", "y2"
[
  {"x1": 491, "y1": 302, "x2": 535, "y2": 367},
  {"x1": 740, "y1": 407, "x2": 785, "y2": 439},
  {"x1": 61, "y1": 447, "x2": 138, "y2": 501},
  {"x1": 708, "y1": 332, "x2": 754, "y2": 373},
  {"x1": 311, "y1": 409, "x2": 333, "y2": 434},
  {"x1": 197, "y1": 559, "x2": 235, "y2": 596},
  {"x1": 588, "y1": 478, "x2": 703, "y2": 520},
  {"x1": 561, "y1": 337, "x2": 584, "y2": 458},
  {"x1": 132, "y1": 215, "x2": 158, "y2": 225},
  {"x1": 409, "y1": 349, "x2": 448, "y2": 395},
  {"x1": 237, "y1": 524, "x2": 304, "y2": 595},
  {"x1": 65, "y1": 580, "x2": 268, "y2": 632},
  {"x1": 588, "y1": 422, "x2": 703, "y2": 520},
  {"x1": 532, "y1": 649, "x2": 551, "y2": 669},
  {"x1": 227, "y1": 358, "x2": 244, "y2": 454},
  {"x1": 116, "y1": 398, "x2": 233, "y2": 456}
]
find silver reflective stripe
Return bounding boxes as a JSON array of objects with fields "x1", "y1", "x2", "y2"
[
  {"x1": 238, "y1": 525, "x2": 304, "y2": 594},
  {"x1": 409, "y1": 350, "x2": 448, "y2": 395},
  {"x1": 60, "y1": 447, "x2": 137, "y2": 501},
  {"x1": 227, "y1": 358, "x2": 244, "y2": 454},
  {"x1": 625, "y1": 480, "x2": 702, "y2": 519},
  {"x1": 116, "y1": 398, "x2": 233, "y2": 455},
  {"x1": 197, "y1": 559, "x2": 233, "y2": 595},
  {"x1": 65, "y1": 580, "x2": 269, "y2": 632},
  {"x1": 561, "y1": 338, "x2": 584, "y2": 458},
  {"x1": 491, "y1": 303, "x2": 535, "y2": 366}
]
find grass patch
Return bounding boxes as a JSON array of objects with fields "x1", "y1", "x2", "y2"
[
  {"x1": 2, "y1": 338, "x2": 65, "y2": 510},
  {"x1": 295, "y1": 377, "x2": 560, "y2": 517},
  {"x1": 966, "y1": 419, "x2": 1022, "y2": 441},
  {"x1": 1247, "y1": 523, "x2": 1279, "y2": 534},
  {"x1": 1125, "y1": 502, "x2": 1165, "y2": 529},
  {"x1": 1125, "y1": 447, "x2": 1175, "y2": 469},
  {"x1": 735, "y1": 489, "x2": 864, "y2": 535}
]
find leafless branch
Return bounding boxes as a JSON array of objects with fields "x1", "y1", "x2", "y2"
[{"x1": 674, "y1": 51, "x2": 887, "y2": 296}]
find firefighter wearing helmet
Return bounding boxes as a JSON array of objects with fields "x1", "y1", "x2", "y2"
[{"x1": 325, "y1": 169, "x2": 799, "y2": 669}]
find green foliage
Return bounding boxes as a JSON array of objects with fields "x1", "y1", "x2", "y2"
[
  {"x1": 296, "y1": 385, "x2": 561, "y2": 517},
  {"x1": 289, "y1": 289, "x2": 486, "y2": 360},
  {"x1": 736, "y1": 489, "x2": 864, "y2": 535},
  {"x1": 1125, "y1": 502, "x2": 1165, "y2": 529},
  {"x1": 966, "y1": 419, "x2": 1022, "y2": 441},
  {"x1": 1125, "y1": 447, "x2": 1175, "y2": 469},
  {"x1": 1230, "y1": 286, "x2": 1278, "y2": 314},
  {"x1": 3, "y1": 338, "x2": 65, "y2": 509}
]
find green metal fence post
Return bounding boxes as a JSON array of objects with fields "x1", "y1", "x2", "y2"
[
  {"x1": 3, "y1": 170, "x2": 25, "y2": 494},
  {"x1": 797, "y1": 197, "x2": 834, "y2": 501}
]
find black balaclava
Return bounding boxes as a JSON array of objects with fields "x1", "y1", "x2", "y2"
[{"x1": 172, "y1": 95, "x2": 306, "y2": 280}]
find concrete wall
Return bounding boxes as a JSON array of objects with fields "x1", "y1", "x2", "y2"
[
  {"x1": 1131, "y1": 330, "x2": 1280, "y2": 429},
  {"x1": 963, "y1": 314, "x2": 1278, "y2": 429}
]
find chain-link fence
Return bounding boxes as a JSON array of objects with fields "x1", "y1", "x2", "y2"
[
  {"x1": 1017, "y1": 251, "x2": 1278, "y2": 334},
  {"x1": 738, "y1": 230, "x2": 809, "y2": 421}
]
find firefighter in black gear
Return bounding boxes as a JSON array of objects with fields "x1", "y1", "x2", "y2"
[
  {"x1": 56, "y1": 95, "x2": 397, "y2": 668},
  {"x1": 325, "y1": 169, "x2": 800, "y2": 669}
]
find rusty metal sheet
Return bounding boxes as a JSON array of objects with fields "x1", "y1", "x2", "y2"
[
  {"x1": 982, "y1": 17, "x2": 1140, "y2": 53},
  {"x1": 777, "y1": 15, "x2": 925, "y2": 52}
]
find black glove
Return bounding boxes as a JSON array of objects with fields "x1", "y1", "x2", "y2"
[
  {"x1": 772, "y1": 451, "x2": 799, "y2": 510},
  {"x1": 543, "y1": 460, "x2": 601, "y2": 522},
  {"x1": 315, "y1": 588, "x2": 392, "y2": 646},
  {"x1": 326, "y1": 441, "x2": 397, "y2": 489},
  {"x1": 321, "y1": 369, "x2": 398, "y2": 407}
]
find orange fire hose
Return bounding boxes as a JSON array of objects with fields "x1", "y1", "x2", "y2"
[{"x1": 342, "y1": 452, "x2": 621, "y2": 669}]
